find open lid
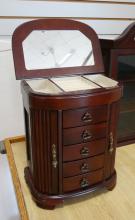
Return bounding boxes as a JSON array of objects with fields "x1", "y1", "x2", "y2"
[{"x1": 12, "y1": 19, "x2": 104, "y2": 80}]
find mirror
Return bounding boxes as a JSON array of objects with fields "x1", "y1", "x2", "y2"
[{"x1": 22, "y1": 30, "x2": 94, "y2": 70}]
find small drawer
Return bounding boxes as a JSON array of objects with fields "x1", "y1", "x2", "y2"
[
  {"x1": 63, "y1": 154, "x2": 104, "y2": 177},
  {"x1": 63, "y1": 139, "x2": 106, "y2": 162},
  {"x1": 63, "y1": 123, "x2": 106, "y2": 146},
  {"x1": 63, "y1": 169, "x2": 103, "y2": 193},
  {"x1": 63, "y1": 105, "x2": 107, "y2": 128}
]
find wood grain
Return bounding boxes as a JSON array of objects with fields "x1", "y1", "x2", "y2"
[
  {"x1": 5, "y1": 136, "x2": 135, "y2": 220},
  {"x1": 4, "y1": 137, "x2": 28, "y2": 220}
]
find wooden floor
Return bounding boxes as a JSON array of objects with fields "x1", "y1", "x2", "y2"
[{"x1": 5, "y1": 137, "x2": 135, "y2": 220}]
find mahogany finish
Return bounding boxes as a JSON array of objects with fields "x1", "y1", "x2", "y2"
[
  {"x1": 12, "y1": 19, "x2": 122, "y2": 209},
  {"x1": 63, "y1": 139, "x2": 106, "y2": 162},
  {"x1": 63, "y1": 169, "x2": 104, "y2": 193},
  {"x1": 63, "y1": 105, "x2": 107, "y2": 128},
  {"x1": 63, "y1": 154, "x2": 104, "y2": 177},
  {"x1": 100, "y1": 22, "x2": 135, "y2": 146},
  {"x1": 63, "y1": 123, "x2": 107, "y2": 146}
]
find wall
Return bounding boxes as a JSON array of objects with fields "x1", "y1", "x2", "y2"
[{"x1": 0, "y1": 0, "x2": 135, "y2": 140}]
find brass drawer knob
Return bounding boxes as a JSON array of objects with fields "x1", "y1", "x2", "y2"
[
  {"x1": 82, "y1": 130, "x2": 92, "y2": 142},
  {"x1": 80, "y1": 178, "x2": 89, "y2": 188},
  {"x1": 82, "y1": 112, "x2": 92, "y2": 123},
  {"x1": 80, "y1": 146, "x2": 89, "y2": 157},
  {"x1": 81, "y1": 163, "x2": 89, "y2": 173}
]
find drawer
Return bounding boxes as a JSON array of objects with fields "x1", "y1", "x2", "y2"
[
  {"x1": 63, "y1": 105, "x2": 107, "y2": 128},
  {"x1": 63, "y1": 169, "x2": 103, "y2": 193},
  {"x1": 63, "y1": 154, "x2": 104, "y2": 177},
  {"x1": 63, "y1": 138, "x2": 106, "y2": 162},
  {"x1": 63, "y1": 123, "x2": 107, "y2": 146}
]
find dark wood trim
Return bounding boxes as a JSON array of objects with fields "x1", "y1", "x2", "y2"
[
  {"x1": 28, "y1": 88, "x2": 122, "y2": 110},
  {"x1": 58, "y1": 110, "x2": 63, "y2": 193},
  {"x1": 50, "y1": 111, "x2": 59, "y2": 194},
  {"x1": 117, "y1": 135, "x2": 135, "y2": 147}
]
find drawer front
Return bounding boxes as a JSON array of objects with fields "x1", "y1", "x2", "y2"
[
  {"x1": 63, "y1": 123, "x2": 107, "y2": 146},
  {"x1": 63, "y1": 169, "x2": 103, "y2": 193},
  {"x1": 63, "y1": 138, "x2": 106, "y2": 162},
  {"x1": 63, "y1": 154, "x2": 104, "y2": 177},
  {"x1": 63, "y1": 105, "x2": 107, "y2": 128}
]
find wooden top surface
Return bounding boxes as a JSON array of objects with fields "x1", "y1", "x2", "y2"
[{"x1": 5, "y1": 136, "x2": 135, "y2": 220}]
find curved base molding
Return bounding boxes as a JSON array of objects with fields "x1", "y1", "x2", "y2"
[
  {"x1": 24, "y1": 167, "x2": 117, "y2": 210},
  {"x1": 104, "y1": 170, "x2": 117, "y2": 191}
]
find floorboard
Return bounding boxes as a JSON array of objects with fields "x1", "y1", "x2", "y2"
[{"x1": 4, "y1": 139, "x2": 135, "y2": 220}]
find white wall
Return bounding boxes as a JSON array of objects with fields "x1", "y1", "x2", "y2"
[
  {"x1": 0, "y1": 39, "x2": 24, "y2": 140},
  {"x1": 0, "y1": 0, "x2": 135, "y2": 140}
]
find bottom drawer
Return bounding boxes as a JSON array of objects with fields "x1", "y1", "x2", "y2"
[{"x1": 63, "y1": 169, "x2": 103, "y2": 193}]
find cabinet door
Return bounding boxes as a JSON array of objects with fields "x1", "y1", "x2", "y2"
[
  {"x1": 28, "y1": 109, "x2": 59, "y2": 195},
  {"x1": 111, "y1": 54, "x2": 135, "y2": 145},
  {"x1": 104, "y1": 102, "x2": 119, "y2": 179},
  {"x1": 49, "y1": 110, "x2": 59, "y2": 194}
]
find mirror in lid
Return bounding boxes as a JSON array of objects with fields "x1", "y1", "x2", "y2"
[
  {"x1": 12, "y1": 19, "x2": 122, "y2": 209},
  {"x1": 12, "y1": 18, "x2": 104, "y2": 80},
  {"x1": 22, "y1": 30, "x2": 95, "y2": 70}
]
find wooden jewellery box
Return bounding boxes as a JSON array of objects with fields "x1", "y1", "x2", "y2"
[
  {"x1": 12, "y1": 19, "x2": 122, "y2": 209},
  {"x1": 100, "y1": 22, "x2": 135, "y2": 146}
]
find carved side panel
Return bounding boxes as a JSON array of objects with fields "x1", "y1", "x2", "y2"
[
  {"x1": 27, "y1": 109, "x2": 59, "y2": 194},
  {"x1": 24, "y1": 108, "x2": 30, "y2": 162},
  {"x1": 49, "y1": 111, "x2": 59, "y2": 194},
  {"x1": 109, "y1": 102, "x2": 120, "y2": 175}
]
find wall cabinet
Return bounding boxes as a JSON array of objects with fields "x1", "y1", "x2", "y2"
[{"x1": 100, "y1": 22, "x2": 135, "y2": 146}]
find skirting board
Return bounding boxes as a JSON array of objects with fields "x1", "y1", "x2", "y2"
[{"x1": 4, "y1": 135, "x2": 135, "y2": 220}]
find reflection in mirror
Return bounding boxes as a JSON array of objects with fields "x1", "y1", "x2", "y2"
[{"x1": 22, "y1": 30, "x2": 94, "y2": 70}]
